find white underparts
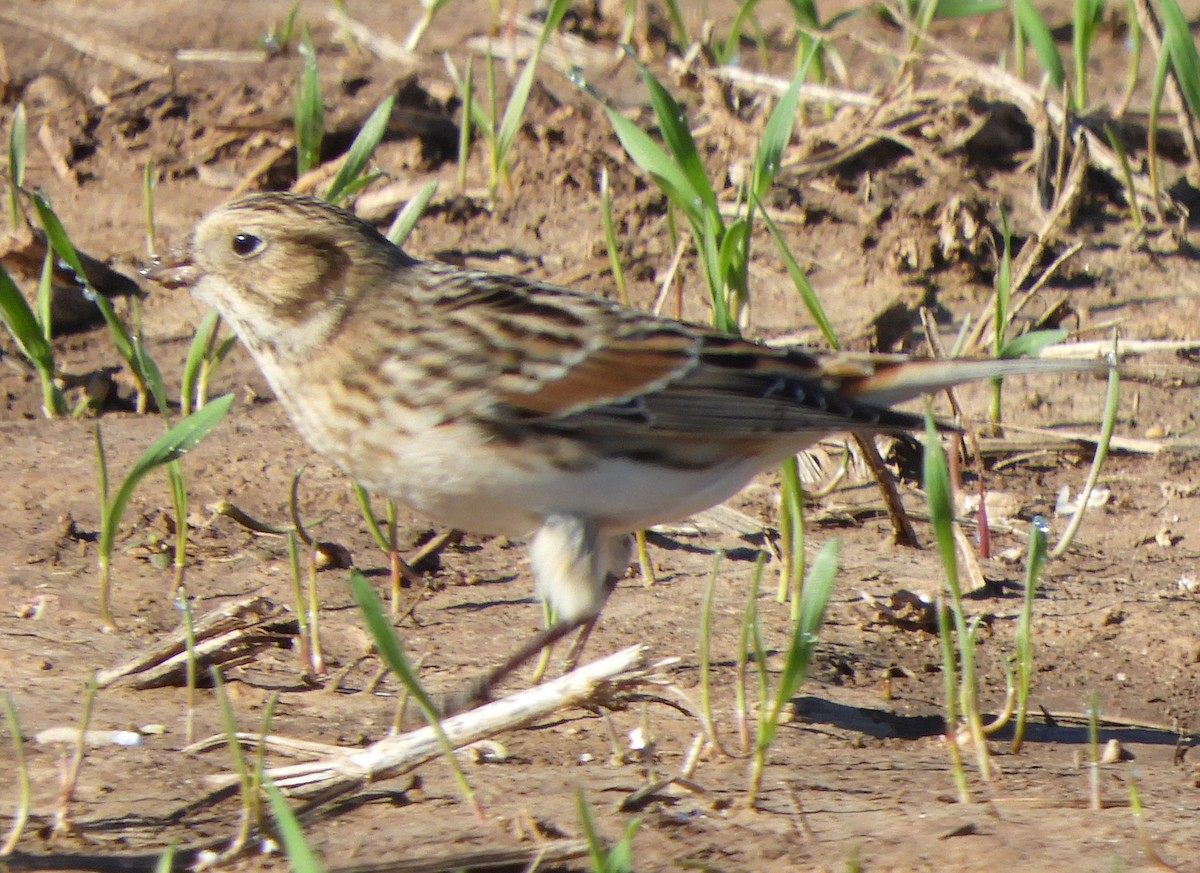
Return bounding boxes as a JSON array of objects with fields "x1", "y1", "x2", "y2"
[{"x1": 529, "y1": 514, "x2": 633, "y2": 624}]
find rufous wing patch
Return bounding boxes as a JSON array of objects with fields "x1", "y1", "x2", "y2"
[{"x1": 502, "y1": 337, "x2": 695, "y2": 416}]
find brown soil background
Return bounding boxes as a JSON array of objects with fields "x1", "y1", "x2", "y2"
[{"x1": 3, "y1": 1, "x2": 1200, "y2": 870}]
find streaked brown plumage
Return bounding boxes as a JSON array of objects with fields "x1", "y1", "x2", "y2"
[{"x1": 159, "y1": 192, "x2": 1102, "y2": 710}]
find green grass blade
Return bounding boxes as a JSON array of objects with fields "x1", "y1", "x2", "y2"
[
  {"x1": 352, "y1": 482, "x2": 390, "y2": 553},
  {"x1": 1073, "y1": 0, "x2": 1107, "y2": 107},
  {"x1": 494, "y1": 0, "x2": 571, "y2": 165},
  {"x1": 350, "y1": 570, "x2": 437, "y2": 714},
  {"x1": 31, "y1": 192, "x2": 138, "y2": 365},
  {"x1": 719, "y1": 0, "x2": 764, "y2": 65},
  {"x1": 997, "y1": 327, "x2": 1068, "y2": 359},
  {"x1": 264, "y1": 780, "x2": 325, "y2": 873},
  {"x1": 923, "y1": 414, "x2": 959, "y2": 600},
  {"x1": 1011, "y1": 515, "x2": 1048, "y2": 752},
  {"x1": 599, "y1": 168, "x2": 630, "y2": 305},
  {"x1": 181, "y1": 310, "x2": 219, "y2": 414},
  {"x1": 100, "y1": 395, "x2": 234, "y2": 562},
  {"x1": 634, "y1": 58, "x2": 718, "y2": 225},
  {"x1": 348, "y1": 570, "x2": 480, "y2": 817},
  {"x1": 1158, "y1": 0, "x2": 1200, "y2": 116},
  {"x1": 661, "y1": 0, "x2": 690, "y2": 49},
  {"x1": 755, "y1": 194, "x2": 838, "y2": 348},
  {"x1": 602, "y1": 106, "x2": 702, "y2": 213},
  {"x1": 1013, "y1": 0, "x2": 1065, "y2": 92},
  {"x1": 385, "y1": 180, "x2": 438, "y2": 246},
  {"x1": 295, "y1": 26, "x2": 324, "y2": 176},
  {"x1": 752, "y1": 53, "x2": 812, "y2": 200},
  {"x1": 933, "y1": 0, "x2": 1004, "y2": 16},
  {"x1": 0, "y1": 261, "x2": 54, "y2": 372},
  {"x1": 324, "y1": 95, "x2": 395, "y2": 204},
  {"x1": 8, "y1": 102, "x2": 25, "y2": 186},
  {"x1": 768, "y1": 538, "x2": 838, "y2": 725},
  {"x1": 8, "y1": 102, "x2": 26, "y2": 225}
]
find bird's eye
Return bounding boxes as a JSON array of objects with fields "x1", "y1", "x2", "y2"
[{"x1": 231, "y1": 233, "x2": 264, "y2": 257}]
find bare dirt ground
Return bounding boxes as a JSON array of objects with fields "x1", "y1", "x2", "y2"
[{"x1": 3, "y1": 1, "x2": 1200, "y2": 870}]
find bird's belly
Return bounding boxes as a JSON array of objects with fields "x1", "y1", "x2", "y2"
[
  {"x1": 348, "y1": 427, "x2": 790, "y2": 538},
  {"x1": 272, "y1": 373, "x2": 796, "y2": 537}
]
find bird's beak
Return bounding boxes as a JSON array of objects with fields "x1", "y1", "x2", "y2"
[{"x1": 140, "y1": 243, "x2": 198, "y2": 288}]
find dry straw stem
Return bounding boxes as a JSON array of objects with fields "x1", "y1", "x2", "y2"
[
  {"x1": 323, "y1": 6, "x2": 415, "y2": 66},
  {"x1": 96, "y1": 596, "x2": 291, "y2": 688},
  {"x1": 465, "y1": 14, "x2": 612, "y2": 78},
  {"x1": 1129, "y1": 0, "x2": 1200, "y2": 178},
  {"x1": 197, "y1": 646, "x2": 663, "y2": 800},
  {"x1": 932, "y1": 41, "x2": 1174, "y2": 213},
  {"x1": 0, "y1": 6, "x2": 167, "y2": 79}
]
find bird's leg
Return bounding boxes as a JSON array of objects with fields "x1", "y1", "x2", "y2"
[
  {"x1": 559, "y1": 563, "x2": 625, "y2": 672},
  {"x1": 438, "y1": 520, "x2": 632, "y2": 716},
  {"x1": 439, "y1": 617, "x2": 586, "y2": 716}
]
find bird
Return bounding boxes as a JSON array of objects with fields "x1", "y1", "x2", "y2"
[{"x1": 150, "y1": 191, "x2": 1101, "y2": 711}]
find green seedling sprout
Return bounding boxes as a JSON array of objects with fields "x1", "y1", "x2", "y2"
[
  {"x1": 990, "y1": 207, "x2": 1013, "y2": 426},
  {"x1": 924, "y1": 413, "x2": 991, "y2": 783},
  {"x1": 285, "y1": 531, "x2": 316, "y2": 676},
  {"x1": 734, "y1": 553, "x2": 768, "y2": 755},
  {"x1": 696, "y1": 551, "x2": 724, "y2": 752},
  {"x1": 288, "y1": 469, "x2": 326, "y2": 675},
  {"x1": 323, "y1": 94, "x2": 395, "y2": 205},
  {"x1": 455, "y1": 56, "x2": 473, "y2": 193},
  {"x1": 405, "y1": 0, "x2": 455, "y2": 52},
  {"x1": 127, "y1": 315, "x2": 196, "y2": 597},
  {"x1": 93, "y1": 394, "x2": 233, "y2": 629},
  {"x1": 755, "y1": 195, "x2": 838, "y2": 347},
  {"x1": 661, "y1": 0, "x2": 690, "y2": 51},
  {"x1": 576, "y1": 785, "x2": 640, "y2": 873},
  {"x1": 591, "y1": 57, "x2": 819, "y2": 591},
  {"x1": 260, "y1": 2, "x2": 301, "y2": 56},
  {"x1": 1103, "y1": 125, "x2": 1144, "y2": 234},
  {"x1": 1051, "y1": 338, "x2": 1118, "y2": 557},
  {"x1": 985, "y1": 206, "x2": 1070, "y2": 427},
  {"x1": 936, "y1": 596, "x2": 970, "y2": 801},
  {"x1": 52, "y1": 674, "x2": 98, "y2": 838},
  {"x1": 1147, "y1": 47, "x2": 1170, "y2": 222},
  {"x1": 777, "y1": 455, "x2": 806, "y2": 617},
  {"x1": 352, "y1": 482, "x2": 406, "y2": 616},
  {"x1": 1012, "y1": 0, "x2": 1065, "y2": 94},
  {"x1": 599, "y1": 168, "x2": 630, "y2": 307},
  {"x1": 7, "y1": 102, "x2": 25, "y2": 227},
  {"x1": 211, "y1": 667, "x2": 259, "y2": 856},
  {"x1": 153, "y1": 841, "x2": 179, "y2": 873},
  {"x1": 446, "y1": 0, "x2": 570, "y2": 201},
  {"x1": 32, "y1": 192, "x2": 150, "y2": 411},
  {"x1": 295, "y1": 26, "x2": 324, "y2": 177},
  {"x1": 713, "y1": 0, "x2": 764, "y2": 66},
  {"x1": 142, "y1": 160, "x2": 157, "y2": 259},
  {"x1": 177, "y1": 589, "x2": 199, "y2": 746},
  {"x1": 264, "y1": 780, "x2": 325, "y2": 873},
  {"x1": 385, "y1": 180, "x2": 438, "y2": 246},
  {"x1": 483, "y1": 0, "x2": 571, "y2": 201},
  {"x1": 180, "y1": 309, "x2": 236, "y2": 415},
  {"x1": 1087, "y1": 690, "x2": 1102, "y2": 809},
  {"x1": 348, "y1": 569, "x2": 483, "y2": 820},
  {"x1": 0, "y1": 261, "x2": 67, "y2": 416},
  {"x1": 1011, "y1": 516, "x2": 1049, "y2": 752},
  {"x1": 1073, "y1": 0, "x2": 1107, "y2": 109},
  {"x1": 747, "y1": 538, "x2": 837, "y2": 805},
  {"x1": 0, "y1": 695, "x2": 30, "y2": 856},
  {"x1": 1159, "y1": 0, "x2": 1200, "y2": 117}
]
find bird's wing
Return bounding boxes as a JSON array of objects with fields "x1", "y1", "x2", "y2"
[{"x1": 425, "y1": 269, "x2": 1100, "y2": 437}]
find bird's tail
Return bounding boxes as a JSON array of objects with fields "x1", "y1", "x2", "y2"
[{"x1": 840, "y1": 355, "x2": 1107, "y2": 408}]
